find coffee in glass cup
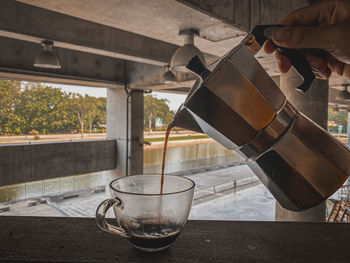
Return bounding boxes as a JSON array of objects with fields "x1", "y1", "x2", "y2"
[{"x1": 95, "y1": 174, "x2": 195, "y2": 252}]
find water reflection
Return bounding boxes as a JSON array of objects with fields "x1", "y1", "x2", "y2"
[{"x1": 144, "y1": 140, "x2": 242, "y2": 174}]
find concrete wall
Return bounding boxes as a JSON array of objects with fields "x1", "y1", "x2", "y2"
[{"x1": 0, "y1": 140, "x2": 116, "y2": 187}]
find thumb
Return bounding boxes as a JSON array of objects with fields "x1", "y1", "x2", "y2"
[{"x1": 272, "y1": 26, "x2": 333, "y2": 51}]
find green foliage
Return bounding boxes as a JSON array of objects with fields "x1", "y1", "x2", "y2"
[
  {"x1": 0, "y1": 80, "x2": 21, "y2": 134},
  {"x1": 0, "y1": 81, "x2": 106, "y2": 135},
  {"x1": 17, "y1": 83, "x2": 75, "y2": 134},
  {"x1": 144, "y1": 95, "x2": 174, "y2": 132},
  {"x1": 0, "y1": 83, "x2": 173, "y2": 136},
  {"x1": 71, "y1": 94, "x2": 105, "y2": 137},
  {"x1": 328, "y1": 109, "x2": 348, "y2": 133},
  {"x1": 95, "y1": 97, "x2": 106, "y2": 127}
]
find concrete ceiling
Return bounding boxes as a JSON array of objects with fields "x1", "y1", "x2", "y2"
[
  {"x1": 18, "y1": 0, "x2": 244, "y2": 58},
  {"x1": 16, "y1": 0, "x2": 281, "y2": 88},
  {"x1": 9, "y1": 0, "x2": 350, "y2": 106},
  {"x1": 17, "y1": 0, "x2": 343, "y2": 82}
]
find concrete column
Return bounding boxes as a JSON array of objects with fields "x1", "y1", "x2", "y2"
[
  {"x1": 276, "y1": 69, "x2": 329, "y2": 222},
  {"x1": 130, "y1": 91, "x2": 144, "y2": 175},
  {"x1": 106, "y1": 87, "x2": 144, "y2": 179},
  {"x1": 348, "y1": 112, "x2": 350, "y2": 147},
  {"x1": 107, "y1": 87, "x2": 127, "y2": 179}
]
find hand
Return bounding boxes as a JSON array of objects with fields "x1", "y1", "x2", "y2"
[{"x1": 264, "y1": 0, "x2": 350, "y2": 80}]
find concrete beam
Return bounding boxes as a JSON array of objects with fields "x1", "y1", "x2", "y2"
[
  {"x1": 0, "y1": 140, "x2": 117, "y2": 186},
  {"x1": 0, "y1": 36, "x2": 196, "y2": 93},
  {"x1": 0, "y1": 36, "x2": 194, "y2": 92},
  {"x1": 0, "y1": 1, "x2": 215, "y2": 92},
  {"x1": 0, "y1": 0, "x2": 179, "y2": 66},
  {"x1": 127, "y1": 61, "x2": 196, "y2": 92},
  {"x1": 176, "y1": 0, "x2": 310, "y2": 31},
  {"x1": 0, "y1": 36, "x2": 125, "y2": 88}
]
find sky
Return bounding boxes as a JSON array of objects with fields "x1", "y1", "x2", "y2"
[{"x1": 47, "y1": 83, "x2": 186, "y2": 111}]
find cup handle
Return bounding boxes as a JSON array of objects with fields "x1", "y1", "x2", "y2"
[{"x1": 95, "y1": 198, "x2": 129, "y2": 238}]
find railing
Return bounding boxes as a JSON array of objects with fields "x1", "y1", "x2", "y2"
[
  {"x1": 0, "y1": 171, "x2": 115, "y2": 203},
  {"x1": 337, "y1": 184, "x2": 350, "y2": 201},
  {"x1": 194, "y1": 176, "x2": 259, "y2": 201}
]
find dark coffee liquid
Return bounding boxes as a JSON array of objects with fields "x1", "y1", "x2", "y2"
[
  {"x1": 127, "y1": 218, "x2": 180, "y2": 250},
  {"x1": 130, "y1": 231, "x2": 180, "y2": 250},
  {"x1": 160, "y1": 125, "x2": 172, "y2": 194}
]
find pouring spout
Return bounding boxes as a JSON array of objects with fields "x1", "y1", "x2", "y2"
[
  {"x1": 171, "y1": 104, "x2": 204, "y2": 134},
  {"x1": 186, "y1": 55, "x2": 211, "y2": 80}
]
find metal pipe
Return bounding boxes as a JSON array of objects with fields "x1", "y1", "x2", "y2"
[{"x1": 125, "y1": 85, "x2": 131, "y2": 177}]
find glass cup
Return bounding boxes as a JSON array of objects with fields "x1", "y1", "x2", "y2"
[{"x1": 96, "y1": 174, "x2": 195, "y2": 252}]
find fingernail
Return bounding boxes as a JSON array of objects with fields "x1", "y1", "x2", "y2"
[
  {"x1": 310, "y1": 61, "x2": 321, "y2": 71},
  {"x1": 274, "y1": 28, "x2": 290, "y2": 42}
]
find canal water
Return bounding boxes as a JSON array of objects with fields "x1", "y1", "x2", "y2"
[
  {"x1": 144, "y1": 140, "x2": 242, "y2": 174},
  {"x1": 0, "y1": 140, "x2": 243, "y2": 203}
]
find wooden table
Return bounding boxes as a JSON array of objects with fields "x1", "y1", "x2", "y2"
[{"x1": 1, "y1": 216, "x2": 350, "y2": 262}]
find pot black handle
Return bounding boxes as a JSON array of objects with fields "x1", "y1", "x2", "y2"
[
  {"x1": 277, "y1": 46, "x2": 315, "y2": 92},
  {"x1": 252, "y1": 25, "x2": 315, "y2": 93}
]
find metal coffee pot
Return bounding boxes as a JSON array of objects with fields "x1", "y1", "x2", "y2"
[{"x1": 171, "y1": 25, "x2": 350, "y2": 211}]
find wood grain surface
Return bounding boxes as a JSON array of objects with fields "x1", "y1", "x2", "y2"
[{"x1": 0, "y1": 216, "x2": 350, "y2": 262}]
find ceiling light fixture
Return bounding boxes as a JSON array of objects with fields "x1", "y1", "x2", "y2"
[
  {"x1": 337, "y1": 84, "x2": 350, "y2": 100},
  {"x1": 170, "y1": 28, "x2": 205, "y2": 72},
  {"x1": 162, "y1": 65, "x2": 177, "y2": 84},
  {"x1": 34, "y1": 40, "x2": 61, "y2": 69}
]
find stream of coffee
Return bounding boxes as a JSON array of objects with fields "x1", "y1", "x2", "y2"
[{"x1": 160, "y1": 124, "x2": 172, "y2": 194}]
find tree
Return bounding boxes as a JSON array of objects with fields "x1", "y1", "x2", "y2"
[
  {"x1": 93, "y1": 97, "x2": 106, "y2": 129},
  {"x1": 144, "y1": 95, "x2": 174, "y2": 133},
  {"x1": 71, "y1": 94, "x2": 98, "y2": 137},
  {"x1": 16, "y1": 83, "x2": 74, "y2": 134},
  {"x1": 84, "y1": 96, "x2": 100, "y2": 134},
  {"x1": 0, "y1": 81, "x2": 107, "y2": 136},
  {"x1": 328, "y1": 109, "x2": 348, "y2": 133},
  {"x1": 0, "y1": 80, "x2": 21, "y2": 134}
]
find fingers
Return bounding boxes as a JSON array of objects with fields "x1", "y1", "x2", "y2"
[
  {"x1": 314, "y1": 68, "x2": 332, "y2": 79},
  {"x1": 328, "y1": 55, "x2": 346, "y2": 77},
  {"x1": 343, "y1": 65, "x2": 350, "y2": 80},
  {"x1": 275, "y1": 51, "x2": 292, "y2": 73},
  {"x1": 272, "y1": 25, "x2": 333, "y2": 51},
  {"x1": 327, "y1": 55, "x2": 350, "y2": 80},
  {"x1": 274, "y1": 50, "x2": 332, "y2": 79},
  {"x1": 262, "y1": 0, "x2": 350, "y2": 80},
  {"x1": 304, "y1": 53, "x2": 331, "y2": 79},
  {"x1": 263, "y1": 40, "x2": 276, "y2": 54},
  {"x1": 280, "y1": 1, "x2": 335, "y2": 26},
  {"x1": 264, "y1": 41, "x2": 291, "y2": 74}
]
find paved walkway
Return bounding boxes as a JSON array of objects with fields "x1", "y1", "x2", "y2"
[{"x1": 0, "y1": 165, "x2": 275, "y2": 221}]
